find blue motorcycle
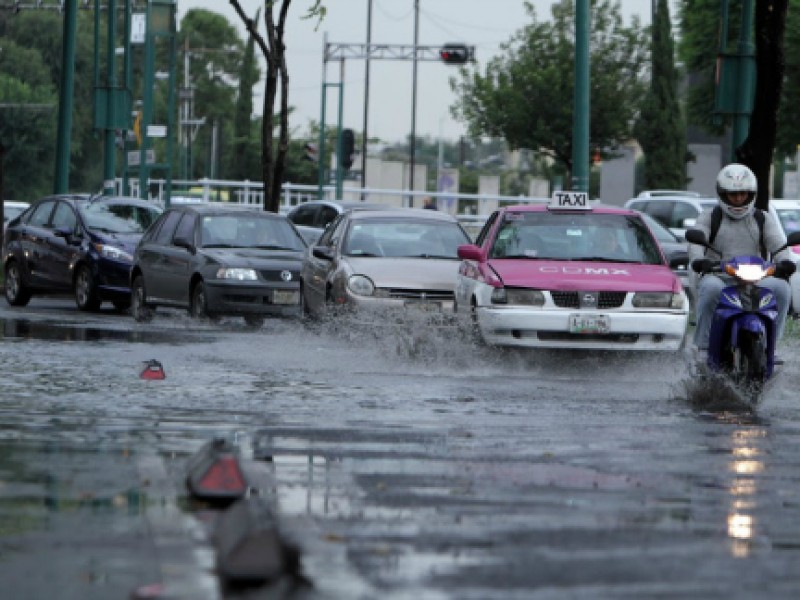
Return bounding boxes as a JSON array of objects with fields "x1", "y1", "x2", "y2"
[{"x1": 685, "y1": 229, "x2": 800, "y2": 403}]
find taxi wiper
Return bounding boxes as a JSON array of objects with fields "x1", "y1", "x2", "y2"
[
  {"x1": 413, "y1": 253, "x2": 457, "y2": 259},
  {"x1": 498, "y1": 254, "x2": 558, "y2": 260},
  {"x1": 573, "y1": 256, "x2": 643, "y2": 263}
]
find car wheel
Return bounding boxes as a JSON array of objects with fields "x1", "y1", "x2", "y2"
[
  {"x1": 131, "y1": 276, "x2": 153, "y2": 323},
  {"x1": 190, "y1": 281, "x2": 219, "y2": 322},
  {"x1": 4, "y1": 260, "x2": 31, "y2": 306},
  {"x1": 300, "y1": 282, "x2": 316, "y2": 320},
  {"x1": 243, "y1": 315, "x2": 265, "y2": 328},
  {"x1": 74, "y1": 265, "x2": 101, "y2": 311},
  {"x1": 469, "y1": 298, "x2": 485, "y2": 345}
]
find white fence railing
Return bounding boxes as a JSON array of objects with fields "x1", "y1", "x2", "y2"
[{"x1": 122, "y1": 177, "x2": 548, "y2": 217}]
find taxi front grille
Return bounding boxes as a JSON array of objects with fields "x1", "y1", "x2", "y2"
[
  {"x1": 537, "y1": 332, "x2": 639, "y2": 343},
  {"x1": 550, "y1": 291, "x2": 627, "y2": 309}
]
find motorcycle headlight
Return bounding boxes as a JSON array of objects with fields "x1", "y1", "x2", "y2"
[
  {"x1": 216, "y1": 267, "x2": 257, "y2": 280},
  {"x1": 632, "y1": 292, "x2": 683, "y2": 309},
  {"x1": 348, "y1": 275, "x2": 375, "y2": 296},
  {"x1": 94, "y1": 243, "x2": 133, "y2": 262}
]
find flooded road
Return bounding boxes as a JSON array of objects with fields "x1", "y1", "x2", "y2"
[{"x1": 1, "y1": 299, "x2": 800, "y2": 599}]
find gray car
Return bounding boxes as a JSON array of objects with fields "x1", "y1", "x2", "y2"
[
  {"x1": 301, "y1": 208, "x2": 471, "y2": 318},
  {"x1": 624, "y1": 193, "x2": 716, "y2": 240},
  {"x1": 130, "y1": 204, "x2": 307, "y2": 327}
]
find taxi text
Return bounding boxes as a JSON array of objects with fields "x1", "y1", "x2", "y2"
[
  {"x1": 537, "y1": 266, "x2": 630, "y2": 275},
  {"x1": 550, "y1": 191, "x2": 589, "y2": 209}
]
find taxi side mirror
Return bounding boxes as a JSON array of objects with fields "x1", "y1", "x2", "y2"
[{"x1": 457, "y1": 244, "x2": 483, "y2": 261}]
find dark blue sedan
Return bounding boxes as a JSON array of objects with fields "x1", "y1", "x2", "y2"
[{"x1": 2, "y1": 194, "x2": 162, "y2": 311}]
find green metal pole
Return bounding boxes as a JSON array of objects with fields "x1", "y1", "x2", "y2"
[
  {"x1": 571, "y1": 0, "x2": 590, "y2": 192},
  {"x1": 335, "y1": 61, "x2": 345, "y2": 200},
  {"x1": 122, "y1": 0, "x2": 132, "y2": 196},
  {"x1": 103, "y1": 0, "x2": 118, "y2": 196},
  {"x1": 138, "y1": 3, "x2": 156, "y2": 201},
  {"x1": 164, "y1": 2, "x2": 177, "y2": 208},
  {"x1": 732, "y1": 0, "x2": 755, "y2": 160},
  {"x1": 317, "y1": 83, "x2": 327, "y2": 200},
  {"x1": 54, "y1": 0, "x2": 78, "y2": 194}
]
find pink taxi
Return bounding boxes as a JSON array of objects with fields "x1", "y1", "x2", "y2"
[{"x1": 454, "y1": 193, "x2": 689, "y2": 351}]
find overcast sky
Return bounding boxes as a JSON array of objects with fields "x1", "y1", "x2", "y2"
[{"x1": 178, "y1": 1, "x2": 662, "y2": 143}]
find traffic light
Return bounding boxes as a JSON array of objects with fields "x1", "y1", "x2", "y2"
[
  {"x1": 439, "y1": 44, "x2": 472, "y2": 65},
  {"x1": 340, "y1": 128, "x2": 355, "y2": 170}
]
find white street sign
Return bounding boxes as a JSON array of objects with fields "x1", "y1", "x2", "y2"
[
  {"x1": 131, "y1": 14, "x2": 146, "y2": 44},
  {"x1": 147, "y1": 125, "x2": 167, "y2": 138}
]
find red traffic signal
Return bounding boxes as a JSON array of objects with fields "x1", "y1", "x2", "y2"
[{"x1": 439, "y1": 44, "x2": 472, "y2": 65}]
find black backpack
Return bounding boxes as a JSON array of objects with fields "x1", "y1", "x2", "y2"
[{"x1": 708, "y1": 205, "x2": 767, "y2": 259}]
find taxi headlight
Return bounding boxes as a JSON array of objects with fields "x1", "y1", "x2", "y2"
[
  {"x1": 348, "y1": 275, "x2": 375, "y2": 296},
  {"x1": 505, "y1": 289, "x2": 545, "y2": 306},
  {"x1": 632, "y1": 292, "x2": 683, "y2": 309},
  {"x1": 94, "y1": 243, "x2": 132, "y2": 262},
  {"x1": 216, "y1": 267, "x2": 257, "y2": 280},
  {"x1": 490, "y1": 287, "x2": 507, "y2": 304}
]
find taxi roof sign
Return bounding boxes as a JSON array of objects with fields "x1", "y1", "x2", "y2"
[{"x1": 549, "y1": 191, "x2": 591, "y2": 210}]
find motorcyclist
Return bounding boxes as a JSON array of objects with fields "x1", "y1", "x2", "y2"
[{"x1": 688, "y1": 163, "x2": 795, "y2": 359}]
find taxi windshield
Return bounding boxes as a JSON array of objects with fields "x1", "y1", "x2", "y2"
[{"x1": 490, "y1": 212, "x2": 663, "y2": 265}]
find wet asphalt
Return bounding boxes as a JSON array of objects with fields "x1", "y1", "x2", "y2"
[{"x1": 1, "y1": 298, "x2": 800, "y2": 599}]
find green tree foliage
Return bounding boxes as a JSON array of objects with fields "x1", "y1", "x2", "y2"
[
  {"x1": 229, "y1": 8, "x2": 262, "y2": 180},
  {"x1": 0, "y1": 73, "x2": 56, "y2": 200},
  {"x1": 774, "y1": 0, "x2": 800, "y2": 158},
  {"x1": 679, "y1": 0, "x2": 791, "y2": 207},
  {"x1": 1, "y1": 11, "x2": 102, "y2": 198},
  {"x1": 178, "y1": 9, "x2": 245, "y2": 179},
  {"x1": 449, "y1": 0, "x2": 648, "y2": 186},
  {"x1": 678, "y1": 0, "x2": 798, "y2": 154},
  {"x1": 635, "y1": 0, "x2": 686, "y2": 189},
  {"x1": 676, "y1": 0, "x2": 728, "y2": 136}
]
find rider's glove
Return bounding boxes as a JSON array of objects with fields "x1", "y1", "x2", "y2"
[
  {"x1": 691, "y1": 258, "x2": 714, "y2": 274},
  {"x1": 774, "y1": 259, "x2": 797, "y2": 279}
]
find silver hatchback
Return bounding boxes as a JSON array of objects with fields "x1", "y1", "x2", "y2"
[{"x1": 300, "y1": 208, "x2": 471, "y2": 318}]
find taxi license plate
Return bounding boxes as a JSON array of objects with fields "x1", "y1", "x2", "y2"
[
  {"x1": 273, "y1": 290, "x2": 299, "y2": 305},
  {"x1": 569, "y1": 313, "x2": 610, "y2": 334}
]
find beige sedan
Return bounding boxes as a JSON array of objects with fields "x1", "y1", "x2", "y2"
[{"x1": 300, "y1": 208, "x2": 471, "y2": 318}]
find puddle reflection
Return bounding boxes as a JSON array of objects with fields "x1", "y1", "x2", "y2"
[
  {"x1": 725, "y1": 427, "x2": 767, "y2": 558},
  {"x1": 1, "y1": 318, "x2": 202, "y2": 344}
]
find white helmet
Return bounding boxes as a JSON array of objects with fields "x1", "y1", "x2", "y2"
[{"x1": 716, "y1": 163, "x2": 757, "y2": 220}]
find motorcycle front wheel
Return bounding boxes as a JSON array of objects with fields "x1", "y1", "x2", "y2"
[{"x1": 732, "y1": 330, "x2": 767, "y2": 403}]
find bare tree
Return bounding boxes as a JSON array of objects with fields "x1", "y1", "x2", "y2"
[{"x1": 228, "y1": 1, "x2": 324, "y2": 212}]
